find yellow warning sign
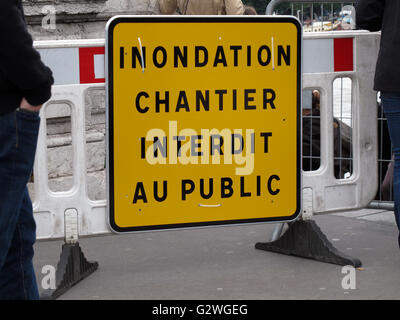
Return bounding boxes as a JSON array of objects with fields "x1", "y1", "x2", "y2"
[{"x1": 106, "y1": 16, "x2": 302, "y2": 232}]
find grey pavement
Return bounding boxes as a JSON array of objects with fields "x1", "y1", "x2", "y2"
[{"x1": 33, "y1": 208, "x2": 400, "y2": 300}]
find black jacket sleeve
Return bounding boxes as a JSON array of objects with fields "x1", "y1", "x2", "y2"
[
  {"x1": 0, "y1": 0, "x2": 54, "y2": 106},
  {"x1": 355, "y1": 0, "x2": 385, "y2": 31}
]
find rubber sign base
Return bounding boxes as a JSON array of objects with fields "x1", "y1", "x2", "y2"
[
  {"x1": 40, "y1": 243, "x2": 98, "y2": 300},
  {"x1": 255, "y1": 219, "x2": 362, "y2": 267}
]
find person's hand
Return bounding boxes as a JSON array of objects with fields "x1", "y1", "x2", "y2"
[{"x1": 20, "y1": 97, "x2": 42, "y2": 112}]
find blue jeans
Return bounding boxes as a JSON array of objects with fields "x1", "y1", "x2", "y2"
[
  {"x1": 0, "y1": 109, "x2": 40, "y2": 300},
  {"x1": 381, "y1": 92, "x2": 400, "y2": 247}
]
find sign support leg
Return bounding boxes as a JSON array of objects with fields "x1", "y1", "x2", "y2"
[
  {"x1": 255, "y1": 218, "x2": 362, "y2": 267},
  {"x1": 270, "y1": 223, "x2": 285, "y2": 241},
  {"x1": 40, "y1": 209, "x2": 98, "y2": 300}
]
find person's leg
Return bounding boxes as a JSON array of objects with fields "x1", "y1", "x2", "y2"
[
  {"x1": 381, "y1": 93, "x2": 400, "y2": 247},
  {"x1": 0, "y1": 188, "x2": 39, "y2": 300},
  {"x1": 0, "y1": 109, "x2": 40, "y2": 299}
]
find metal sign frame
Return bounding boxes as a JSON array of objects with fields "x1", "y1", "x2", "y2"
[{"x1": 106, "y1": 15, "x2": 302, "y2": 233}]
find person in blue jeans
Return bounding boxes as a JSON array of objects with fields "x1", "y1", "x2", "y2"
[
  {"x1": 356, "y1": 0, "x2": 400, "y2": 247},
  {"x1": 0, "y1": 1, "x2": 53, "y2": 299}
]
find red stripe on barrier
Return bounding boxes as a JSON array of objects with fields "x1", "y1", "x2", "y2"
[
  {"x1": 334, "y1": 38, "x2": 353, "y2": 72},
  {"x1": 79, "y1": 47, "x2": 105, "y2": 84}
]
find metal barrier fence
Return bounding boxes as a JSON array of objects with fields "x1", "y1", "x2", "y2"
[
  {"x1": 31, "y1": 30, "x2": 381, "y2": 240},
  {"x1": 266, "y1": 0, "x2": 394, "y2": 208},
  {"x1": 266, "y1": 1, "x2": 356, "y2": 32}
]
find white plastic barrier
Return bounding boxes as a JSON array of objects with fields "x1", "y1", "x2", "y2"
[
  {"x1": 32, "y1": 30, "x2": 380, "y2": 239},
  {"x1": 302, "y1": 31, "x2": 380, "y2": 217},
  {"x1": 33, "y1": 84, "x2": 108, "y2": 239}
]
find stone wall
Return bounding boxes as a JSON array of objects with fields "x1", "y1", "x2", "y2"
[
  {"x1": 25, "y1": 1, "x2": 161, "y2": 200},
  {"x1": 24, "y1": 0, "x2": 161, "y2": 40},
  {"x1": 38, "y1": 89, "x2": 108, "y2": 201}
]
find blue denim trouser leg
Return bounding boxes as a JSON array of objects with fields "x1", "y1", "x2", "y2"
[
  {"x1": 381, "y1": 92, "x2": 400, "y2": 248},
  {"x1": 0, "y1": 109, "x2": 40, "y2": 300}
]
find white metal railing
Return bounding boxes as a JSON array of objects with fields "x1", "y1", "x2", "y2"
[{"x1": 32, "y1": 30, "x2": 380, "y2": 240}]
